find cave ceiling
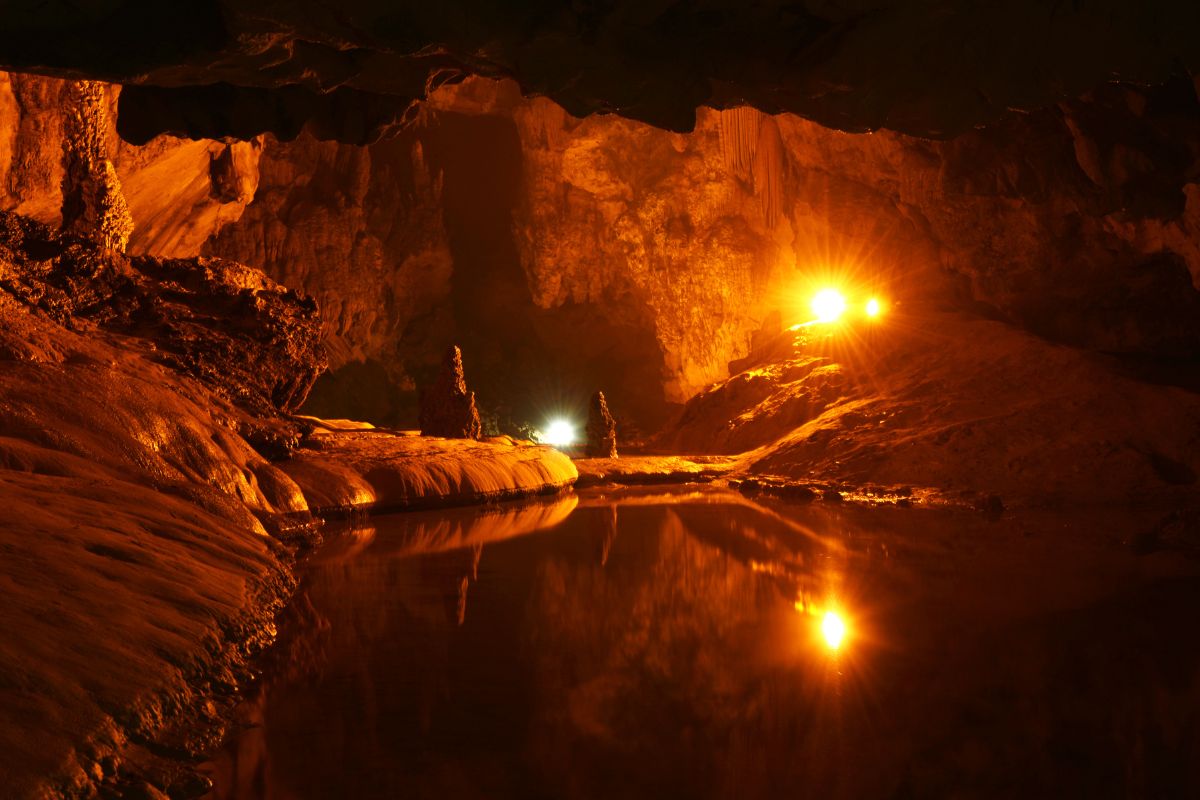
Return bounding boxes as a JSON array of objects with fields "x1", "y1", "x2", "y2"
[{"x1": 1, "y1": 0, "x2": 1198, "y2": 144}]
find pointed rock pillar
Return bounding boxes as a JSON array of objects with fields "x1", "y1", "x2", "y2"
[
  {"x1": 419, "y1": 345, "x2": 483, "y2": 439},
  {"x1": 585, "y1": 390, "x2": 618, "y2": 458}
]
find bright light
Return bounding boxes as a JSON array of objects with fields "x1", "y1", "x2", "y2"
[
  {"x1": 811, "y1": 289, "x2": 847, "y2": 323},
  {"x1": 865, "y1": 298, "x2": 882, "y2": 317},
  {"x1": 541, "y1": 419, "x2": 575, "y2": 447},
  {"x1": 821, "y1": 611, "x2": 847, "y2": 649}
]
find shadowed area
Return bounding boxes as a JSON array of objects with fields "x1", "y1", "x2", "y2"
[{"x1": 204, "y1": 488, "x2": 1200, "y2": 799}]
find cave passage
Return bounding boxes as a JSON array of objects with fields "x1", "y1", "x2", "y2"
[{"x1": 419, "y1": 109, "x2": 671, "y2": 437}]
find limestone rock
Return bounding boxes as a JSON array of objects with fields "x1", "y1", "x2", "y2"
[
  {"x1": 419, "y1": 345, "x2": 482, "y2": 439},
  {"x1": 585, "y1": 390, "x2": 618, "y2": 458},
  {"x1": 59, "y1": 81, "x2": 133, "y2": 252},
  {"x1": 0, "y1": 211, "x2": 326, "y2": 423}
]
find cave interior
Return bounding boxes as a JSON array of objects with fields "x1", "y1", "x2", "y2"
[{"x1": 2, "y1": 2, "x2": 1200, "y2": 798}]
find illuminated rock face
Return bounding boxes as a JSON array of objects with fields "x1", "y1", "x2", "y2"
[{"x1": 4, "y1": 73, "x2": 1200, "y2": 436}]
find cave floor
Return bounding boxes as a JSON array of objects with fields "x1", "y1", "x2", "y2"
[{"x1": 201, "y1": 486, "x2": 1200, "y2": 799}]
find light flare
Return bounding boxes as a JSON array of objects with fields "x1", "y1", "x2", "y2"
[
  {"x1": 865, "y1": 297, "x2": 882, "y2": 317},
  {"x1": 540, "y1": 419, "x2": 576, "y2": 447},
  {"x1": 811, "y1": 288, "x2": 847, "y2": 323},
  {"x1": 821, "y1": 611, "x2": 847, "y2": 650}
]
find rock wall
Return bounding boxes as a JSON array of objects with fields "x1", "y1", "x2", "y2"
[
  {"x1": 212, "y1": 76, "x2": 1200, "y2": 434},
  {"x1": 0, "y1": 72, "x2": 261, "y2": 257},
  {"x1": 3, "y1": 71, "x2": 1200, "y2": 435}
]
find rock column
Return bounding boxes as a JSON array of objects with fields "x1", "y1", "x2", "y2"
[
  {"x1": 60, "y1": 81, "x2": 133, "y2": 251},
  {"x1": 419, "y1": 345, "x2": 483, "y2": 439},
  {"x1": 585, "y1": 390, "x2": 618, "y2": 458}
]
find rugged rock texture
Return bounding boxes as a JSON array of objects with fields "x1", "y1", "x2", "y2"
[
  {"x1": 658, "y1": 313, "x2": 1200, "y2": 508},
  {"x1": 418, "y1": 345, "x2": 482, "y2": 440},
  {"x1": 0, "y1": 213, "x2": 326, "y2": 449},
  {"x1": 200, "y1": 76, "x2": 1200, "y2": 438},
  {"x1": 3, "y1": 1, "x2": 1200, "y2": 141},
  {"x1": 585, "y1": 390, "x2": 618, "y2": 458},
  {"x1": 203, "y1": 129, "x2": 452, "y2": 426},
  {"x1": 59, "y1": 80, "x2": 133, "y2": 251},
  {"x1": 0, "y1": 72, "x2": 265, "y2": 257},
  {"x1": 0, "y1": 219, "x2": 317, "y2": 798}
]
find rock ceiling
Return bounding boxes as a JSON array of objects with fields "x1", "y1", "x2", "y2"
[{"x1": 2, "y1": 0, "x2": 1199, "y2": 143}]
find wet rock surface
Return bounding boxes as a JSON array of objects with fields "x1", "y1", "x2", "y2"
[{"x1": 281, "y1": 428, "x2": 578, "y2": 514}]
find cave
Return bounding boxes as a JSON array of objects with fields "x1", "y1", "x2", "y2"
[{"x1": 2, "y1": 2, "x2": 1200, "y2": 798}]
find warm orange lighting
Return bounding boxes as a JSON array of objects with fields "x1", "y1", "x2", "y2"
[
  {"x1": 821, "y1": 611, "x2": 846, "y2": 649},
  {"x1": 811, "y1": 289, "x2": 846, "y2": 323},
  {"x1": 540, "y1": 419, "x2": 575, "y2": 446},
  {"x1": 865, "y1": 298, "x2": 882, "y2": 317}
]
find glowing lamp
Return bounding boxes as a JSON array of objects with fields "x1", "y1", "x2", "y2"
[
  {"x1": 821, "y1": 611, "x2": 846, "y2": 650},
  {"x1": 811, "y1": 289, "x2": 846, "y2": 323},
  {"x1": 541, "y1": 419, "x2": 576, "y2": 447},
  {"x1": 865, "y1": 298, "x2": 882, "y2": 317}
]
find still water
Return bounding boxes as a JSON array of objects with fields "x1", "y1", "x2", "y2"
[{"x1": 204, "y1": 488, "x2": 1200, "y2": 799}]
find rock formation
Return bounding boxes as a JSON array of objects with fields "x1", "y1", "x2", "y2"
[
  {"x1": 418, "y1": 345, "x2": 482, "y2": 439},
  {"x1": 4, "y1": 0, "x2": 1200, "y2": 141},
  {"x1": 0, "y1": 211, "x2": 326, "y2": 454},
  {"x1": 586, "y1": 391, "x2": 618, "y2": 458},
  {"x1": 59, "y1": 80, "x2": 132, "y2": 251}
]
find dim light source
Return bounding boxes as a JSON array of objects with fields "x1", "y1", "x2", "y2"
[
  {"x1": 821, "y1": 610, "x2": 847, "y2": 649},
  {"x1": 541, "y1": 419, "x2": 576, "y2": 447},
  {"x1": 811, "y1": 289, "x2": 847, "y2": 323}
]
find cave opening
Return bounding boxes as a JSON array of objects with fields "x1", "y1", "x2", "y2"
[{"x1": 2, "y1": 3, "x2": 1200, "y2": 799}]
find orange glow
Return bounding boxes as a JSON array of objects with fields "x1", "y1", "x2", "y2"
[
  {"x1": 865, "y1": 297, "x2": 882, "y2": 317},
  {"x1": 811, "y1": 289, "x2": 847, "y2": 323},
  {"x1": 821, "y1": 611, "x2": 847, "y2": 649}
]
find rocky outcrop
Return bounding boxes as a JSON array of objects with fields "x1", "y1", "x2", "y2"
[
  {"x1": 202, "y1": 130, "x2": 453, "y2": 426},
  {"x1": 0, "y1": 212, "x2": 326, "y2": 452},
  {"x1": 586, "y1": 390, "x2": 618, "y2": 458},
  {"x1": 658, "y1": 312, "x2": 1200, "y2": 508},
  {"x1": 0, "y1": 72, "x2": 265, "y2": 257},
  {"x1": 418, "y1": 345, "x2": 482, "y2": 440},
  {"x1": 59, "y1": 80, "x2": 133, "y2": 251}
]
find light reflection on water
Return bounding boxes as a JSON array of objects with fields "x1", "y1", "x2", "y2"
[{"x1": 203, "y1": 487, "x2": 1200, "y2": 799}]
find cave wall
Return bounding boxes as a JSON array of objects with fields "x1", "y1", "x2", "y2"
[
  {"x1": 4, "y1": 71, "x2": 1200, "y2": 435},
  {"x1": 0, "y1": 72, "x2": 261, "y2": 256}
]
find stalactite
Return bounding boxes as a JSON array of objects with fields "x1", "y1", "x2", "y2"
[
  {"x1": 719, "y1": 106, "x2": 785, "y2": 228},
  {"x1": 718, "y1": 106, "x2": 762, "y2": 183},
  {"x1": 752, "y1": 115, "x2": 785, "y2": 228}
]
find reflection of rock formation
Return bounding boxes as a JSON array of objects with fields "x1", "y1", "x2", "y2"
[
  {"x1": 419, "y1": 345, "x2": 482, "y2": 439},
  {"x1": 585, "y1": 390, "x2": 618, "y2": 458},
  {"x1": 599, "y1": 505, "x2": 618, "y2": 567}
]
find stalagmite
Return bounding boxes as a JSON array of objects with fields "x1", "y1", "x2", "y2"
[
  {"x1": 585, "y1": 390, "x2": 618, "y2": 458},
  {"x1": 419, "y1": 344, "x2": 483, "y2": 439},
  {"x1": 59, "y1": 81, "x2": 133, "y2": 251}
]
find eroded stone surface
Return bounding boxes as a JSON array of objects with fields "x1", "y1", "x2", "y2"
[{"x1": 586, "y1": 390, "x2": 618, "y2": 458}]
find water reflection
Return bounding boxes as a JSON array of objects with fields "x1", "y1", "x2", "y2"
[{"x1": 204, "y1": 488, "x2": 1200, "y2": 799}]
